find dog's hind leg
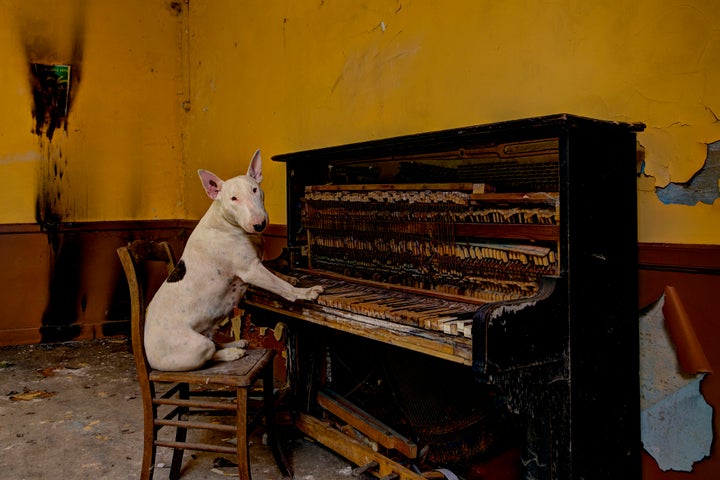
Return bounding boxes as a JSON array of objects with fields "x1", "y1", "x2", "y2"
[
  {"x1": 219, "y1": 339, "x2": 249, "y2": 349},
  {"x1": 146, "y1": 330, "x2": 217, "y2": 371},
  {"x1": 212, "y1": 346, "x2": 246, "y2": 362}
]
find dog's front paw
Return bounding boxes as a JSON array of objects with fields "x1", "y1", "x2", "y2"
[
  {"x1": 298, "y1": 285, "x2": 324, "y2": 301},
  {"x1": 213, "y1": 347, "x2": 246, "y2": 362}
]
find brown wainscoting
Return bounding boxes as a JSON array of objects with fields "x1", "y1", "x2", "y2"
[
  {"x1": 639, "y1": 242, "x2": 720, "y2": 273},
  {"x1": 638, "y1": 242, "x2": 720, "y2": 309},
  {"x1": 0, "y1": 220, "x2": 291, "y2": 347},
  {"x1": 0, "y1": 220, "x2": 197, "y2": 346}
]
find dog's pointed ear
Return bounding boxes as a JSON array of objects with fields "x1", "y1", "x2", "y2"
[
  {"x1": 247, "y1": 149, "x2": 263, "y2": 183},
  {"x1": 198, "y1": 169, "x2": 224, "y2": 199}
]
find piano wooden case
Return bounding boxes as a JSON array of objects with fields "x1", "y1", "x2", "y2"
[{"x1": 244, "y1": 114, "x2": 644, "y2": 480}]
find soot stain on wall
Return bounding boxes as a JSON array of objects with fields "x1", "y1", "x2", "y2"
[
  {"x1": 29, "y1": 63, "x2": 75, "y2": 231},
  {"x1": 656, "y1": 140, "x2": 720, "y2": 206},
  {"x1": 20, "y1": 6, "x2": 87, "y2": 342},
  {"x1": 29, "y1": 64, "x2": 70, "y2": 141},
  {"x1": 20, "y1": 1, "x2": 84, "y2": 227},
  {"x1": 40, "y1": 233, "x2": 84, "y2": 343},
  {"x1": 34, "y1": 141, "x2": 68, "y2": 237}
]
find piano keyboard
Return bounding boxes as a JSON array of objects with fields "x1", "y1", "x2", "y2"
[{"x1": 290, "y1": 273, "x2": 478, "y2": 337}]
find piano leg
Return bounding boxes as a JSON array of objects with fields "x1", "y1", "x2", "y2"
[{"x1": 484, "y1": 363, "x2": 570, "y2": 480}]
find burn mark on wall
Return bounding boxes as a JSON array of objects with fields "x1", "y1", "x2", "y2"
[
  {"x1": 34, "y1": 141, "x2": 69, "y2": 236},
  {"x1": 17, "y1": 4, "x2": 87, "y2": 341},
  {"x1": 28, "y1": 61, "x2": 75, "y2": 229},
  {"x1": 168, "y1": 1, "x2": 184, "y2": 15},
  {"x1": 29, "y1": 64, "x2": 70, "y2": 141},
  {"x1": 656, "y1": 140, "x2": 720, "y2": 206},
  {"x1": 20, "y1": 4, "x2": 84, "y2": 144},
  {"x1": 40, "y1": 233, "x2": 84, "y2": 343},
  {"x1": 19, "y1": 1, "x2": 84, "y2": 227}
]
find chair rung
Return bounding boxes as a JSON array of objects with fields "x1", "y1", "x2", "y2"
[
  {"x1": 155, "y1": 440, "x2": 237, "y2": 455},
  {"x1": 153, "y1": 397, "x2": 236, "y2": 410},
  {"x1": 160, "y1": 383, "x2": 184, "y2": 399},
  {"x1": 155, "y1": 418, "x2": 237, "y2": 433}
]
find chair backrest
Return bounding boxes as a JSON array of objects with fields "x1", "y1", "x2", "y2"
[{"x1": 117, "y1": 240, "x2": 176, "y2": 378}]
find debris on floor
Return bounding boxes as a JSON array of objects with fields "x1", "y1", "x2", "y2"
[{"x1": 0, "y1": 338, "x2": 361, "y2": 480}]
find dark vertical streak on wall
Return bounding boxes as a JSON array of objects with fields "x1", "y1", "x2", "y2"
[
  {"x1": 40, "y1": 233, "x2": 83, "y2": 342},
  {"x1": 34, "y1": 141, "x2": 67, "y2": 239},
  {"x1": 19, "y1": 3, "x2": 86, "y2": 342}
]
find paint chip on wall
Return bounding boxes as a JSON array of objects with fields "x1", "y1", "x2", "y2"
[{"x1": 656, "y1": 140, "x2": 720, "y2": 205}]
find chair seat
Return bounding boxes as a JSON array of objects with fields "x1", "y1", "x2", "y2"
[{"x1": 149, "y1": 349, "x2": 275, "y2": 387}]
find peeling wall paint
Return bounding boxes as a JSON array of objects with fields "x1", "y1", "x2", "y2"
[
  {"x1": 640, "y1": 291, "x2": 713, "y2": 472},
  {"x1": 656, "y1": 141, "x2": 720, "y2": 206}
]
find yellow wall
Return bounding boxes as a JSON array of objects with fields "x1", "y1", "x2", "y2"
[
  {"x1": 0, "y1": 1, "x2": 718, "y2": 244},
  {"x1": 0, "y1": 0, "x2": 186, "y2": 224},
  {"x1": 186, "y1": 0, "x2": 720, "y2": 244}
]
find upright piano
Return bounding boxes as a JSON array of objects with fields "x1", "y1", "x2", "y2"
[{"x1": 243, "y1": 114, "x2": 644, "y2": 480}]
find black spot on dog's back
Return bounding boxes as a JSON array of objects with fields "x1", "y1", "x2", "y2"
[{"x1": 167, "y1": 260, "x2": 186, "y2": 283}]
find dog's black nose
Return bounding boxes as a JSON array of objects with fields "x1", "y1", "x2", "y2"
[{"x1": 253, "y1": 221, "x2": 267, "y2": 232}]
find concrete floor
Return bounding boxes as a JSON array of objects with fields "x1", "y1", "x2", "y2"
[{"x1": 0, "y1": 339, "x2": 362, "y2": 480}]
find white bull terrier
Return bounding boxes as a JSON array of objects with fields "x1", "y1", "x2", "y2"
[{"x1": 144, "y1": 150, "x2": 323, "y2": 371}]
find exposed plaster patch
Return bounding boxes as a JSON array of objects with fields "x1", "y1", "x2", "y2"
[
  {"x1": 0, "y1": 151, "x2": 41, "y2": 165},
  {"x1": 639, "y1": 126, "x2": 708, "y2": 188},
  {"x1": 330, "y1": 39, "x2": 419, "y2": 97},
  {"x1": 640, "y1": 293, "x2": 713, "y2": 472},
  {"x1": 656, "y1": 140, "x2": 720, "y2": 206}
]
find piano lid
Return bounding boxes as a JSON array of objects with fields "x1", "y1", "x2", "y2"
[{"x1": 272, "y1": 114, "x2": 645, "y2": 164}]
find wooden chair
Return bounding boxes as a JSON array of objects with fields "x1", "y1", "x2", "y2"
[{"x1": 117, "y1": 239, "x2": 291, "y2": 480}]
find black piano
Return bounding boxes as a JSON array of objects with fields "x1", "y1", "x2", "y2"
[{"x1": 243, "y1": 114, "x2": 643, "y2": 480}]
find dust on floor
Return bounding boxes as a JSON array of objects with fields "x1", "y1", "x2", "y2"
[{"x1": 0, "y1": 338, "x2": 358, "y2": 480}]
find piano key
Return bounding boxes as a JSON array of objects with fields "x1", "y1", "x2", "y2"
[{"x1": 288, "y1": 273, "x2": 479, "y2": 335}]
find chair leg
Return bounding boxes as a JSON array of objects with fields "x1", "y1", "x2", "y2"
[
  {"x1": 236, "y1": 386, "x2": 251, "y2": 480},
  {"x1": 264, "y1": 364, "x2": 292, "y2": 478},
  {"x1": 169, "y1": 384, "x2": 189, "y2": 480},
  {"x1": 141, "y1": 405, "x2": 157, "y2": 480}
]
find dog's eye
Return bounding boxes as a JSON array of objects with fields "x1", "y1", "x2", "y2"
[
  {"x1": 252, "y1": 187, "x2": 258, "y2": 194},
  {"x1": 231, "y1": 196, "x2": 238, "y2": 201}
]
